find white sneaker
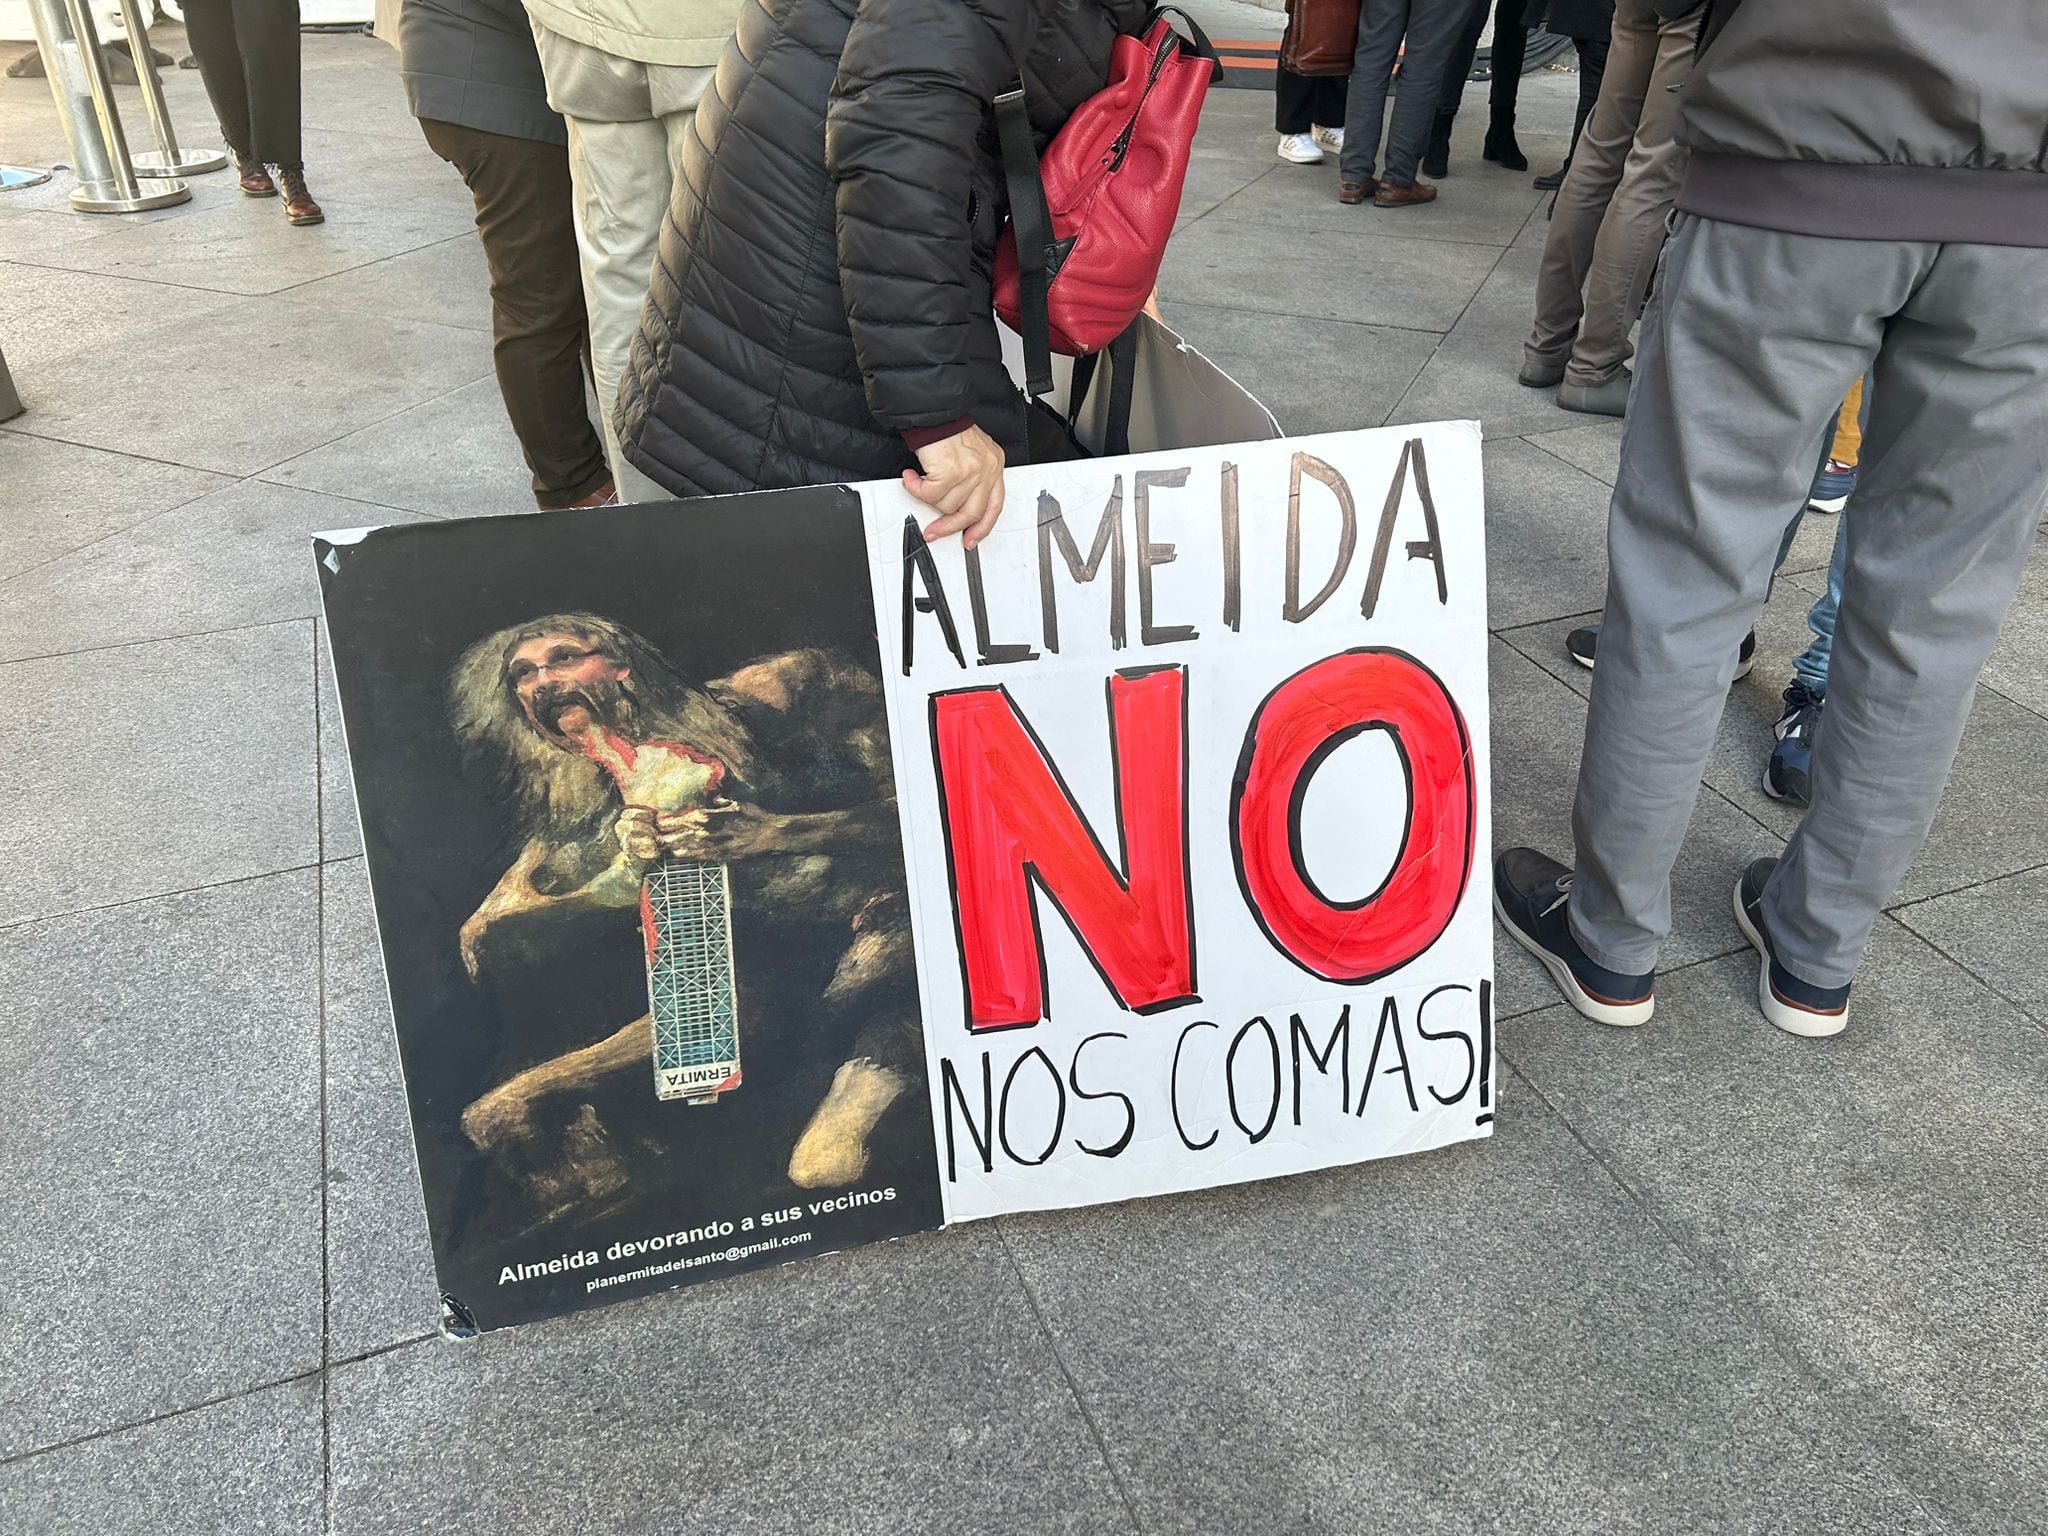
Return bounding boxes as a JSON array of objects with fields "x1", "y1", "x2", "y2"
[
  {"x1": 1312, "y1": 124, "x2": 1344, "y2": 152},
  {"x1": 1277, "y1": 133, "x2": 1324, "y2": 165}
]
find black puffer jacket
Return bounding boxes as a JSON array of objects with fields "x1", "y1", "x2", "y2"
[{"x1": 618, "y1": 0, "x2": 1145, "y2": 496}]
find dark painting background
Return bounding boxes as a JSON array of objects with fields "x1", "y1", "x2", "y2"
[{"x1": 317, "y1": 487, "x2": 942, "y2": 1331}]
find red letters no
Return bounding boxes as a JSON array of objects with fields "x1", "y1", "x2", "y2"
[
  {"x1": 932, "y1": 669, "x2": 1195, "y2": 1030},
  {"x1": 1233, "y1": 649, "x2": 1474, "y2": 983}
]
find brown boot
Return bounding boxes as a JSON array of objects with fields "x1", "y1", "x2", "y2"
[
  {"x1": 1373, "y1": 179, "x2": 1439, "y2": 208},
  {"x1": 276, "y1": 166, "x2": 323, "y2": 226},
  {"x1": 235, "y1": 152, "x2": 275, "y2": 198},
  {"x1": 1337, "y1": 176, "x2": 1380, "y2": 205}
]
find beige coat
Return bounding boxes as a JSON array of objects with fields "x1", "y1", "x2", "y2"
[{"x1": 520, "y1": 0, "x2": 741, "y2": 66}]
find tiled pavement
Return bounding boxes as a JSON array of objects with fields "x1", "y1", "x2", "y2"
[{"x1": 3, "y1": 32, "x2": 2045, "y2": 1536}]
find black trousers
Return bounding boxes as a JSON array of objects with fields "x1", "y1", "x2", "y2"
[
  {"x1": 420, "y1": 119, "x2": 611, "y2": 509},
  {"x1": 1275, "y1": 66, "x2": 1348, "y2": 135},
  {"x1": 1437, "y1": 0, "x2": 1527, "y2": 126},
  {"x1": 181, "y1": 0, "x2": 302, "y2": 166}
]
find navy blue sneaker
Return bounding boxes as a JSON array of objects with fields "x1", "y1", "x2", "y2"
[
  {"x1": 1732, "y1": 857, "x2": 1851, "y2": 1037},
  {"x1": 1493, "y1": 848, "x2": 1655, "y2": 1026},
  {"x1": 1765, "y1": 682, "x2": 1823, "y2": 805},
  {"x1": 1808, "y1": 459, "x2": 1857, "y2": 514},
  {"x1": 1566, "y1": 624, "x2": 1756, "y2": 681}
]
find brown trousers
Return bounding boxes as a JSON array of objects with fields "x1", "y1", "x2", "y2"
[
  {"x1": 1523, "y1": 0, "x2": 1699, "y2": 388},
  {"x1": 419, "y1": 119, "x2": 611, "y2": 509}
]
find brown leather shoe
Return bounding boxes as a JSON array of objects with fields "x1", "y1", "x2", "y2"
[
  {"x1": 1337, "y1": 177, "x2": 1380, "y2": 205},
  {"x1": 1373, "y1": 178, "x2": 1439, "y2": 208},
  {"x1": 235, "y1": 152, "x2": 276, "y2": 198},
  {"x1": 277, "y1": 166, "x2": 324, "y2": 226},
  {"x1": 563, "y1": 480, "x2": 617, "y2": 509}
]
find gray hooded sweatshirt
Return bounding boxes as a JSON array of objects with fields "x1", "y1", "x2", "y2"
[{"x1": 1676, "y1": 0, "x2": 2048, "y2": 247}]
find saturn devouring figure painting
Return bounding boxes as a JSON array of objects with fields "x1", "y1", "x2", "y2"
[
  {"x1": 448, "y1": 612, "x2": 928, "y2": 1223},
  {"x1": 318, "y1": 491, "x2": 943, "y2": 1326}
]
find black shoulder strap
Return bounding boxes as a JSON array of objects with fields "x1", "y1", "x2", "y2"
[{"x1": 995, "y1": 81, "x2": 1056, "y2": 398}]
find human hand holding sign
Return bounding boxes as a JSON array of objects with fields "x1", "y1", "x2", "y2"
[{"x1": 906, "y1": 423, "x2": 1006, "y2": 549}]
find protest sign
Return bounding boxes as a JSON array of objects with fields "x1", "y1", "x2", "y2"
[
  {"x1": 317, "y1": 422, "x2": 1490, "y2": 1328},
  {"x1": 863, "y1": 422, "x2": 1494, "y2": 1220}
]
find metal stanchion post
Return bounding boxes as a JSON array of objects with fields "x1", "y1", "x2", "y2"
[
  {"x1": 24, "y1": 0, "x2": 190, "y2": 212},
  {"x1": 116, "y1": 0, "x2": 228, "y2": 178}
]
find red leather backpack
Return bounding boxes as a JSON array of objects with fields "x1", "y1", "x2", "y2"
[{"x1": 993, "y1": 9, "x2": 1222, "y2": 404}]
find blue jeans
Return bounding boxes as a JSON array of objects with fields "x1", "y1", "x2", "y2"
[{"x1": 1773, "y1": 508, "x2": 1848, "y2": 698}]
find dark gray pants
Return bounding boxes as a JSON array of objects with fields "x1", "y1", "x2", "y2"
[
  {"x1": 1341, "y1": 0, "x2": 1468, "y2": 186},
  {"x1": 181, "y1": 0, "x2": 302, "y2": 167},
  {"x1": 1571, "y1": 214, "x2": 2048, "y2": 988}
]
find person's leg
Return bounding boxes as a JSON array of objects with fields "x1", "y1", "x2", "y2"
[
  {"x1": 231, "y1": 0, "x2": 301, "y2": 167},
  {"x1": 1566, "y1": 215, "x2": 1901, "y2": 977},
  {"x1": 1381, "y1": 0, "x2": 1468, "y2": 187},
  {"x1": 1340, "y1": 0, "x2": 1405, "y2": 186},
  {"x1": 1522, "y1": 0, "x2": 1655, "y2": 381},
  {"x1": 1766, "y1": 241, "x2": 2048, "y2": 988},
  {"x1": 1791, "y1": 512, "x2": 1848, "y2": 698},
  {"x1": 1559, "y1": 8, "x2": 1696, "y2": 393},
  {"x1": 418, "y1": 118, "x2": 612, "y2": 509},
  {"x1": 1831, "y1": 376, "x2": 1865, "y2": 466},
  {"x1": 174, "y1": 0, "x2": 254, "y2": 156},
  {"x1": 1276, "y1": 65, "x2": 1319, "y2": 135},
  {"x1": 533, "y1": 25, "x2": 685, "y2": 503},
  {"x1": 1482, "y1": 0, "x2": 1527, "y2": 167},
  {"x1": 1310, "y1": 72, "x2": 1350, "y2": 135},
  {"x1": 1808, "y1": 377, "x2": 1867, "y2": 511},
  {"x1": 1436, "y1": 0, "x2": 1490, "y2": 121},
  {"x1": 1428, "y1": 0, "x2": 1492, "y2": 166}
]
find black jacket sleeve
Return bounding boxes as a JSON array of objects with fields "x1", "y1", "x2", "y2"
[{"x1": 825, "y1": 0, "x2": 1036, "y2": 433}]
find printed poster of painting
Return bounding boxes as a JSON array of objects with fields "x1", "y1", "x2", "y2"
[
  {"x1": 317, "y1": 486, "x2": 943, "y2": 1331},
  {"x1": 863, "y1": 424, "x2": 1495, "y2": 1223}
]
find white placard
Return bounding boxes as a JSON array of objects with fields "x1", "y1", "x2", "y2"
[{"x1": 864, "y1": 423, "x2": 1495, "y2": 1222}]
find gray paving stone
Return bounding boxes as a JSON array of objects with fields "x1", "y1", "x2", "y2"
[
  {"x1": 0, "y1": 1377, "x2": 323, "y2": 1536},
  {"x1": 1476, "y1": 436, "x2": 1614, "y2": 628},
  {"x1": 5, "y1": 290, "x2": 491, "y2": 477},
  {"x1": 0, "y1": 430, "x2": 232, "y2": 583},
  {"x1": 13, "y1": 140, "x2": 479, "y2": 296},
  {"x1": 265, "y1": 375, "x2": 542, "y2": 522},
  {"x1": 0, "y1": 622, "x2": 318, "y2": 925},
  {"x1": 1523, "y1": 420, "x2": 1624, "y2": 485},
  {"x1": 1501, "y1": 580, "x2": 2048, "y2": 905},
  {"x1": 1204, "y1": 146, "x2": 1548, "y2": 248},
  {"x1": 1507, "y1": 932, "x2": 2048, "y2": 1530},
  {"x1": 1159, "y1": 213, "x2": 1499, "y2": 333},
  {"x1": 1876, "y1": 687, "x2": 2048, "y2": 904},
  {"x1": 1387, "y1": 246, "x2": 1583, "y2": 441},
  {"x1": 1163, "y1": 300, "x2": 1440, "y2": 436},
  {"x1": 0, "y1": 262, "x2": 241, "y2": 381},
  {"x1": 1893, "y1": 870, "x2": 2048, "y2": 1025},
  {"x1": 0, "y1": 871, "x2": 323, "y2": 1458},
  {"x1": 318, "y1": 620, "x2": 363, "y2": 863},
  {"x1": 1487, "y1": 639, "x2": 1780, "y2": 1020},
  {"x1": 294, "y1": 230, "x2": 495, "y2": 336},
  {"x1": 0, "y1": 210, "x2": 117, "y2": 264},
  {"x1": 324, "y1": 859, "x2": 440, "y2": 1359},
  {"x1": 999, "y1": 1071, "x2": 1948, "y2": 1536},
  {"x1": 0, "y1": 478, "x2": 429, "y2": 663},
  {"x1": 1975, "y1": 557, "x2": 2048, "y2": 719},
  {"x1": 328, "y1": 1225, "x2": 1137, "y2": 1536}
]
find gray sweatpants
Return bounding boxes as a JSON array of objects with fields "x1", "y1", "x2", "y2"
[{"x1": 1570, "y1": 213, "x2": 2048, "y2": 989}]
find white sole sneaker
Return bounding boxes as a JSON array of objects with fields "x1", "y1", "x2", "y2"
[
  {"x1": 1277, "y1": 134, "x2": 1324, "y2": 165},
  {"x1": 1492, "y1": 889, "x2": 1655, "y2": 1027},
  {"x1": 1730, "y1": 876, "x2": 1849, "y2": 1037},
  {"x1": 1807, "y1": 493, "x2": 1848, "y2": 514}
]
